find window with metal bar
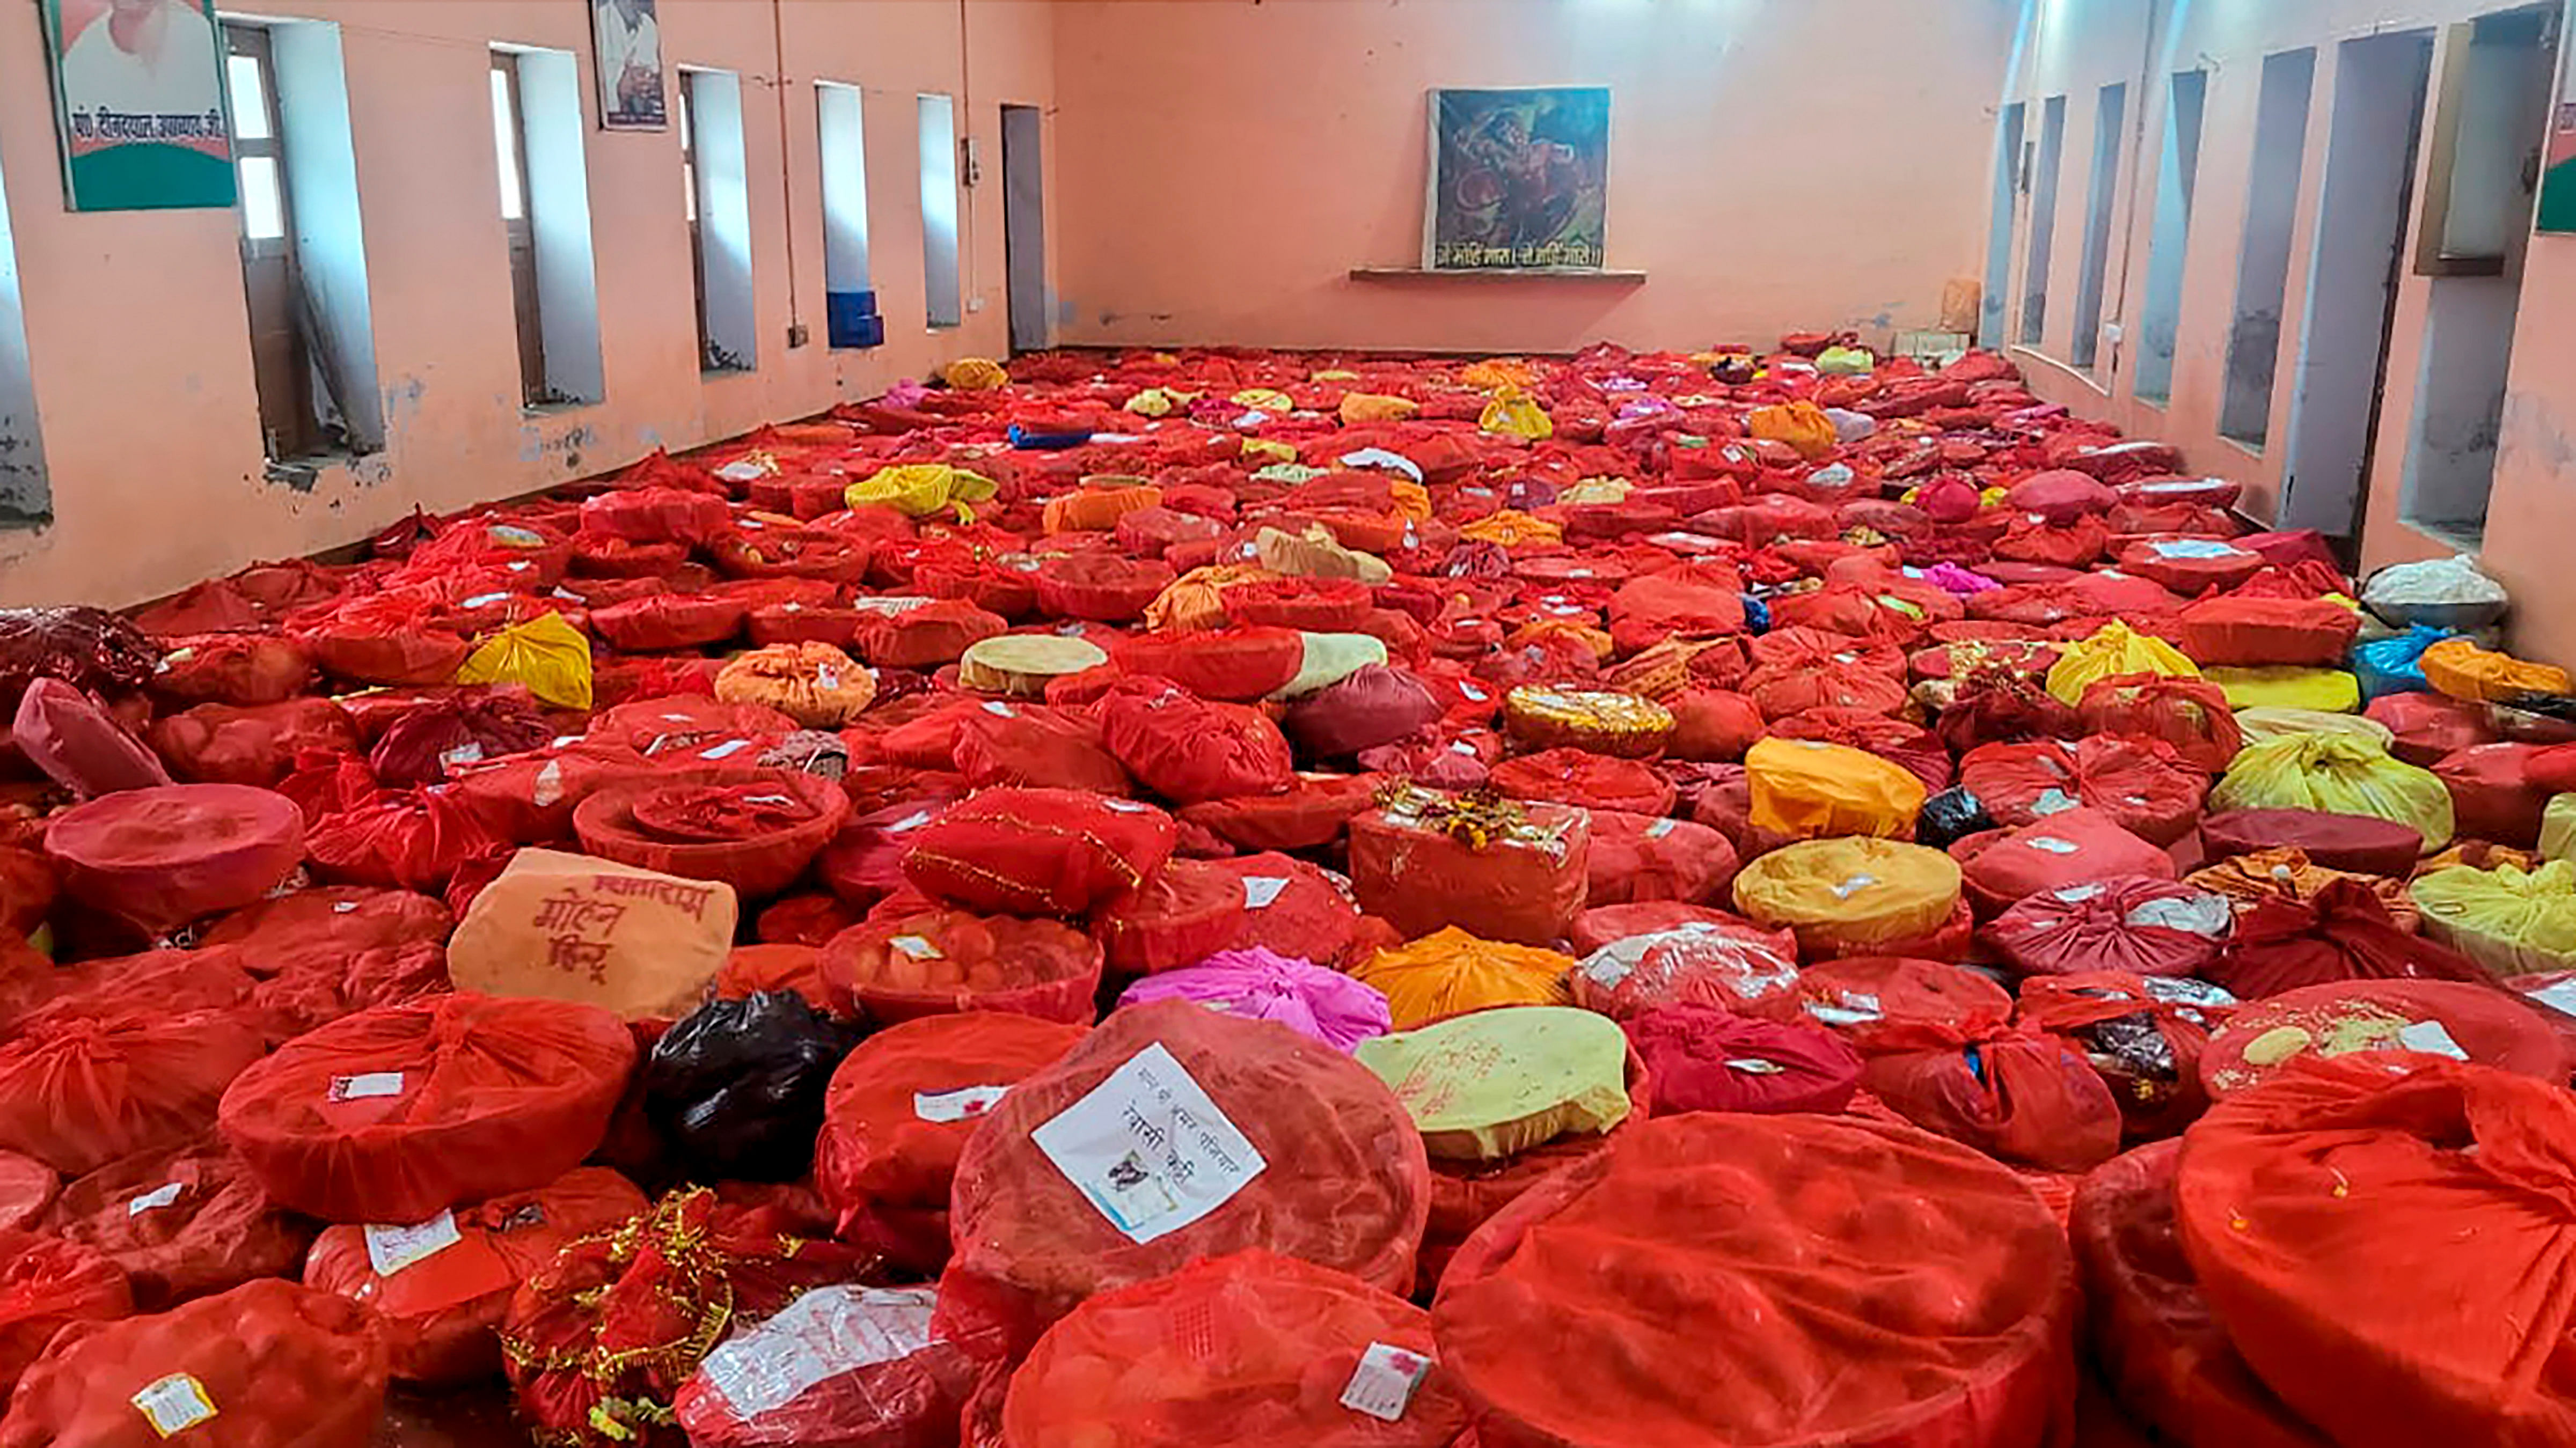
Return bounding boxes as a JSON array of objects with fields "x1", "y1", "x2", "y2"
[
  {"x1": 491, "y1": 50, "x2": 550, "y2": 406},
  {"x1": 224, "y1": 24, "x2": 325, "y2": 459}
]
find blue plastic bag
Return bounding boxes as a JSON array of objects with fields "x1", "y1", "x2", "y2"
[{"x1": 2353, "y1": 624, "x2": 2455, "y2": 701}]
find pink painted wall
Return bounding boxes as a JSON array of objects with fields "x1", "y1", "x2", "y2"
[
  {"x1": 0, "y1": 0, "x2": 1057, "y2": 611},
  {"x1": 1048, "y1": 0, "x2": 2020, "y2": 355}
]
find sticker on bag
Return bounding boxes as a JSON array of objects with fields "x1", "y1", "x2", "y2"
[
  {"x1": 914, "y1": 1084, "x2": 1009, "y2": 1122},
  {"x1": 2026, "y1": 836, "x2": 2079, "y2": 855},
  {"x1": 131, "y1": 1375, "x2": 218, "y2": 1438},
  {"x1": 328, "y1": 1071, "x2": 406, "y2": 1101},
  {"x1": 1340, "y1": 1342, "x2": 1435, "y2": 1423},
  {"x1": 127, "y1": 1181, "x2": 185, "y2": 1216},
  {"x1": 2395, "y1": 1019, "x2": 2471, "y2": 1060},
  {"x1": 697, "y1": 1286, "x2": 939, "y2": 1421},
  {"x1": 1033, "y1": 1042, "x2": 1267, "y2": 1244},
  {"x1": 1241, "y1": 876, "x2": 1290, "y2": 909},
  {"x1": 365, "y1": 1210, "x2": 464, "y2": 1276}
]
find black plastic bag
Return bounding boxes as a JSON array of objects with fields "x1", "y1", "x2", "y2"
[
  {"x1": 1916, "y1": 786, "x2": 1994, "y2": 850},
  {"x1": 642, "y1": 991, "x2": 863, "y2": 1182}
]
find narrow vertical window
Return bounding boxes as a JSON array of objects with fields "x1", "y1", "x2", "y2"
[
  {"x1": 491, "y1": 51, "x2": 546, "y2": 405},
  {"x1": 681, "y1": 69, "x2": 755, "y2": 373},
  {"x1": 225, "y1": 26, "x2": 319, "y2": 459},
  {"x1": 919, "y1": 92, "x2": 961, "y2": 329},
  {"x1": 817, "y1": 80, "x2": 881, "y2": 349}
]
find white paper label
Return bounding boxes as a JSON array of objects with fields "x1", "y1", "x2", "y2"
[
  {"x1": 701, "y1": 739, "x2": 753, "y2": 760},
  {"x1": 439, "y1": 742, "x2": 486, "y2": 773},
  {"x1": 531, "y1": 760, "x2": 567, "y2": 809},
  {"x1": 716, "y1": 459, "x2": 770, "y2": 482},
  {"x1": 461, "y1": 591, "x2": 510, "y2": 609},
  {"x1": 981, "y1": 701, "x2": 1015, "y2": 717},
  {"x1": 700, "y1": 1287, "x2": 938, "y2": 1420},
  {"x1": 887, "y1": 810, "x2": 934, "y2": 834},
  {"x1": 890, "y1": 934, "x2": 943, "y2": 960},
  {"x1": 1234, "y1": 876, "x2": 1292, "y2": 910},
  {"x1": 2053, "y1": 884, "x2": 2104, "y2": 903},
  {"x1": 1724, "y1": 1057, "x2": 1788, "y2": 1075},
  {"x1": 2529, "y1": 977, "x2": 2576, "y2": 1019},
  {"x1": 1460, "y1": 685, "x2": 1488, "y2": 702},
  {"x1": 2027, "y1": 836, "x2": 2080, "y2": 855},
  {"x1": 914, "y1": 1085, "x2": 1010, "y2": 1122},
  {"x1": 2030, "y1": 788, "x2": 2079, "y2": 817},
  {"x1": 1829, "y1": 874, "x2": 1879, "y2": 899},
  {"x1": 1450, "y1": 741, "x2": 1478, "y2": 756},
  {"x1": 128, "y1": 1182, "x2": 184, "y2": 1216},
  {"x1": 1103, "y1": 799, "x2": 1153, "y2": 813},
  {"x1": 1340, "y1": 1342, "x2": 1435, "y2": 1423},
  {"x1": 2396, "y1": 1020, "x2": 2470, "y2": 1060},
  {"x1": 1646, "y1": 819, "x2": 1678, "y2": 838},
  {"x1": 131, "y1": 1375, "x2": 217, "y2": 1438},
  {"x1": 1803, "y1": 990, "x2": 1886, "y2": 1028},
  {"x1": 329, "y1": 1071, "x2": 406, "y2": 1101},
  {"x1": 2126, "y1": 893, "x2": 2233, "y2": 938},
  {"x1": 365, "y1": 1211, "x2": 463, "y2": 1276},
  {"x1": 1032, "y1": 1042, "x2": 1267, "y2": 1244},
  {"x1": 2150, "y1": 539, "x2": 2242, "y2": 560}
]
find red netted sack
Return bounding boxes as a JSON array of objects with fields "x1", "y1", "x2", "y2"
[
  {"x1": 216, "y1": 993, "x2": 636, "y2": 1222},
  {"x1": 42, "y1": 784, "x2": 302, "y2": 935},
  {"x1": 2072, "y1": 1140, "x2": 2331, "y2": 1448},
  {"x1": 1583, "y1": 808, "x2": 1737, "y2": 906},
  {"x1": 2434, "y1": 741, "x2": 2552, "y2": 847},
  {"x1": 1957, "y1": 808, "x2": 2178, "y2": 916},
  {"x1": 1034, "y1": 554, "x2": 1177, "y2": 622},
  {"x1": 1349, "y1": 789, "x2": 1591, "y2": 947},
  {"x1": 821, "y1": 906, "x2": 1103, "y2": 1024},
  {"x1": 902, "y1": 787, "x2": 1174, "y2": 916},
  {"x1": 2178, "y1": 596, "x2": 2361, "y2": 667},
  {"x1": 306, "y1": 788, "x2": 507, "y2": 893},
  {"x1": 1000, "y1": 1250, "x2": 1471, "y2": 1447},
  {"x1": 150, "y1": 697, "x2": 361, "y2": 788},
  {"x1": 2175, "y1": 1058, "x2": 2576, "y2": 1448},
  {"x1": 814, "y1": 1013, "x2": 1090, "y2": 1274},
  {"x1": 1179, "y1": 771, "x2": 1378, "y2": 851},
  {"x1": 2370, "y1": 691, "x2": 2497, "y2": 767},
  {"x1": 676, "y1": 1283, "x2": 985, "y2": 1448},
  {"x1": 0, "y1": 1231, "x2": 129, "y2": 1402},
  {"x1": 2077, "y1": 672, "x2": 2245, "y2": 773},
  {"x1": 1488, "y1": 747, "x2": 1676, "y2": 815},
  {"x1": 1570, "y1": 919, "x2": 1799, "y2": 1019},
  {"x1": 1432, "y1": 1112, "x2": 2077, "y2": 1448},
  {"x1": 573, "y1": 771, "x2": 850, "y2": 899},
  {"x1": 1622, "y1": 1006, "x2": 1862, "y2": 1115},
  {"x1": 591, "y1": 593, "x2": 749, "y2": 652},
  {"x1": 1111, "y1": 628, "x2": 1304, "y2": 702},
  {"x1": 45, "y1": 1138, "x2": 314, "y2": 1311},
  {"x1": 581, "y1": 486, "x2": 731, "y2": 547},
  {"x1": 2016, "y1": 972, "x2": 2235, "y2": 1141},
  {"x1": 0, "y1": 1278, "x2": 389, "y2": 1448},
  {"x1": 2209, "y1": 879, "x2": 2484, "y2": 999},
  {"x1": 1093, "y1": 857, "x2": 1248, "y2": 973},
  {"x1": 1100, "y1": 681, "x2": 1296, "y2": 804},
  {"x1": 1755, "y1": 954, "x2": 2014, "y2": 1056},
  {"x1": 1985, "y1": 876, "x2": 2233, "y2": 978},
  {"x1": 500, "y1": 1186, "x2": 871, "y2": 1448},
  {"x1": 0, "y1": 1010, "x2": 267, "y2": 1176},
  {"x1": 936, "y1": 999, "x2": 1428, "y2": 1359},
  {"x1": 2198, "y1": 979, "x2": 2565, "y2": 1099},
  {"x1": 14, "y1": 678, "x2": 168, "y2": 798},
  {"x1": 302, "y1": 1166, "x2": 648, "y2": 1385},
  {"x1": 1958, "y1": 736, "x2": 2207, "y2": 846},
  {"x1": 2198, "y1": 807, "x2": 2424, "y2": 876}
]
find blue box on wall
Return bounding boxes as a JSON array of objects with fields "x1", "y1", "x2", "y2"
[{"x1": 826, "y1": 290, "x2": 882, "y2": 349}]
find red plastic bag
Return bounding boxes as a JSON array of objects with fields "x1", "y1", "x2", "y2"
[
  {"x1": 2016, "y1": 972, "x2": 2234, "y2": 1140},
  {"x1": 217, "y1": 994, "x2": 637, "y2": 1222},
  {"x1": 591, "y1": 593, "x2": 749, "y2": 652},
  {"x1": 13, "y1": 679, "x2": 169, "y2": 798},
  {"x1": 1956, "y1": 808, "x2": 2177, "y2": 915},
  {"x1": 1861, "y1": 1027, "x2": 2125, "y2": 1172},
  {"x1": 1100, "y1": 681, "x2": 1296, "y2": 804},
  {"x1": 2369, "y1": 690, "x2": 2497, "y2": 767},
  {"x1": 1958, "y1": 736, "x2": 2207, "y2": 846},
  {"x1": 2209, "y1": 878, "x2": 2484, "y2": 999},
  {"x1": 814, "y1": 1013, "x2": 1089, "y2": 1273},
  {"x1": 1350, "y1": 790, "x2": 1591, "y2": 947},
  {"x1": 580, "y1": 485, "x2": 730, "y2": 547},
  {"x1": 302, "y1": 1166, "x2": 648, "y2": 1385},
  {"x1": 902, "y1": 787, "x2": 1174, "y2": 916},
  {"x1": 1622, "y1": 1006, "x2": 1862, "y2": 1115},
  {"x1": 2177, "y1": 1059, "x2": 2576, "y2": 1448},
  {"x1": 2434, "y1": 741, "x2": 2552, "y2": 847},
  {"x1": 149, "y1": 697, "x2": 359, "y2": 788},
  {"x1": 1984, "y1": 875, "x2": 2233, "y2": 978},
  {"x1": 0, "y1": 1278, "x2": 388, "y2": 1448},
  {"x1": 2178, "y1": 595, "x2": 2360, "y2": 667},
  {"x1": 1179, "y1": 771, "x2": 1379, "y2": 851},
  {"x1": 43, "y1": 1137, "x2": 313, "y2": 1311},
  {"x1": 0, "y1": 1010, "x2": 267, "y2": 1175},
  {"x1": 1583, "y1": 808, "x2": 1737, "y2": 906},
  {"x1": 2198, "y1": 978, "x2": 2565, "y2": 1098},
  {"x1": 821, "y1": 905, "x2": 1103, "y2": 1025},
  {"x1": 306, "y1": 787, "x2": 506, "y2": 893},
  {"x1": 936, "y1": 999, "x2": 1428, "y2": 1360},
  {"x1": 1488, "y1": 747, "x2": 1675, "y2": 815},
  {"x1": 0, "y1": 1231, "x2": 129, "y2": 1402},
  {"x1": 1433, "y1": 1113, "x2": 2077, "y2": 1448},
  {"x1": 1569, "y1": 918, "x2": 1799, "y2": 1019},
  {"x1": 677, "y1": 1284, "x2": 984, "y2": 1448},
  {"x1": 1757, "y1": 954, "x2": 2014, "y2": 1056},
  {"x1": 1111, "y1": 627, "x2": 1304, "y2": 701},
  {"x1": 2077, "y1": 673, "x2": 2244, "y2": 773}
]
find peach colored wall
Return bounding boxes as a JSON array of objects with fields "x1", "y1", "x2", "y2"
[
  {"x1": 1994, "y1": 0, "x2": 2576, "y2": 667},
  {"x1": 1048, "y1": 0, "x2": 2020, "y2": 356},
  {"x1": 0, "y1": 0, "x2": 1057, "y2": 611}
]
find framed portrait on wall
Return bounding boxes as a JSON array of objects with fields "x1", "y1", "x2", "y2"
[
  {"x1": 592, "y1": 0, "x2": 667, "y2": 130},
  {"x1": 1423, "y1": 86, "x2": 1610, "y2": 271},
  {"x1": 39, "y1": 0, "x2": 237, "y2": 212}
]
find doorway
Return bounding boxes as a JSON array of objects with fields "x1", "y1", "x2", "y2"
[{"x1": 1001, "y1": 104, "x2": 1048, "y2": 354}]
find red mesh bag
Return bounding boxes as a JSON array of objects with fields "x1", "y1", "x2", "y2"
[
  {"x1": 12, "y1": 678, "x2": 169, "y2": 798},
  {"x1": 0, "y1": 1150, "x2": 55, "y2": 1232},
  {"x1": 501, "y1": 1187, "x2": 872, "y2": 1448},
  {"x1": 0, "y1": 1008, "x2": 266, "y2": 1179},
  {"x1": 44, "y1": 1138, "x2": 313, "y2": 1311},
  {"x1": 2075, "y1": 672, "x2": 2244, "y2": 773},
  {"x1": 1755, "y1": 955, "x2": 2013, "y2": 1056},
  {"x1": 1110, "y1": 628, "x2": 1304, "y2": 702},
  {"x1": 1622, "y1": 1005, "x2": 1863, "y2": 1114},
  {"x1": 676, "y1": 1284, "x2": 985, "y2": 1448},
  {"x1": 2209, "y1": 880, "x2": 2484, "y2": 999},
  {"x1": 573, "y1": 771, "x2": 850, "y2": 899},
  {"x1": 580, "y1": 485, "x2": 731, "y2": 547},
  {"x1": 1034, "y1": 554, "x2": 1176, "y2": 622},
  {"x1": 856, "y1": 600, "x2": 1008, "y2": 670},
  {"x1": 0, "y1": 1278, "x2": 388, "y2": 1448},
  {"x1": 0, "y1": 1230, "x2": 129, "y2": 1402},
  {"x1": 2369, "y1": 691, "x2": 2497, "y2": 767},
  {"x1": 216, "y1": 994, "x2": 637, "y2": 1222},
  {"x1": 1582, "y1": 808, "x2": 1737, "y2": 906},
  {"x1": 2016, "y1": 973, "x2": 2234, "y2": 1140},
  {"x1": 1100, "y1": 681, "x2": 1296, "y2": 804},
  {"x1": 1349, "y1": 791, "x2": 1590, "y2": 947},
  {"x1": 1204, "y1": 852, "x2": 1369, "y2": 965},
  {"x1": 1488, "y1": 747, "x2": 1675, "y2": 815},
  {"x1": 1570, "y1": 919, "x2": 1800, "y2": 1019},
  {"x1": 149, "y1": 634, "x2": 313, "y2": 708},
  {"x1": 2199, "y1": 979, "x2": 2564, "y2": 1099},
  {"x1": 2178, "y1": 596, "x2": 2361, "y2": 667},
  {"x1": 1769, "y1": 706, "x2": 1952, "y2": 790},
  {"x1": 1000, "y1": 1251, "x2": 1472, "y2": 1447},
  {"x1": 1093, "y1": 857, "x2": 1248, "y2": 973},
  {"x1": 1433, "y1": 1112, "x2": 2077, "y2": 1448},
  {"x1": 306, "y1": 788, "x2": 506, "y2": 893},
  {"x1": 822, "y1": 906, "x2": 1103, "y2": 1024},
  {"x1": 1958, "y1": 736, "x2": 2207, "y2": 846},
  {"x1": 302, "y1": 1166, "x2": 648, "y2": 1386},
  {"x1": 149, "y1": 697, "x2": 360, "y2": 788},
  {"x1": 1957, "y1": 809, "x2": 2178, "y2": 915},
  {"x1": 814, "y1": 1012, "x2": 1089, "y2": 1273},
  {"x1": 950, "y1": 702, "x2": 1131, "y2": 794},
  {"x1": 2198, "y1": 808, "x2": 2424, "y2": 876},
  {"x1": 1179, "y1": 771, "x2": 1378, "y2": 851},
  {"x1": 1986, "y1": 875, "x2": 2232, "y2": 979},
  {"x1": 935, "y1": 1001, "x2": 1428, "y2": 1359},
  {"x1": 2434, "y1": 741, "x2": 2551, "y2": 847},
  {"x1": 901, "y1": 787, "x2": 1174, "y2": 916},
  {"x1": 1221, "y1": 577, "x2": 1372, "y2": 630},
  {"x1": 591, "y1": 593, "x2": 749, "y2": 652},
  {"x1": 2072, "y1": 1139, "x2": 2330, "y2": 1448},
  {"x1": 2176, "y1": 1058, "x2": 2576, "y2": 1448}
]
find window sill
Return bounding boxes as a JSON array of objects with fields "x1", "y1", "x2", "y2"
[
  {"x1": 700, "y1": 367, "x2": 756, "y2": 380},
  {"x1": 521, "y1": 399, "x2": 597, "y2": 419},
  {"x1": 262, "y1": 450, "x2": 385, "y2": 491},
  {"x1": 2218, "y1": 433, "x2": 2267, "y2": 459}
]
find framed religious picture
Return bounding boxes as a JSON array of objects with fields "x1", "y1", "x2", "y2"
[
  {"x1": 2541, "y1": 28, "x2": 2576, "y2": 234},
  {"x1": 40, "y1": 0, "x2": 237, "y2": 211},
  {"x1": 1423, "y1": 86, "x2": 1611, "y2": 271},
  {"x1": 592, "y1": 0, "x2": 667, "y2": 131}
]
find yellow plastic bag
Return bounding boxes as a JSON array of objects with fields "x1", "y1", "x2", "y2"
[
  {"x1": 1731, "y1": 837, "x2": 1963, "y2": 955},
  {"x1": 1338, "y1": 392, "x2": 1418, "y2": 425},
  {"x1": 1478, "y1": 388, "x2": 1554, "y2": 440},
  {"x1": 454, "y1": 612, "x2": 593, "y2": 710},
  {"x1": 1817, "y1": 345, "x2": 1877, "y2": 376},
  {"x1": 1230, "y1": 387, "x2": 1295, "y2": 414},
  {"x1": 2204, "y1": 666, "x2": 2361, "y2": 713},
  {"x1": 2209, "y1": 732, "x2": 2455, "y2": 851},
  {"x1": 940, "y1": 357, "x2": 1008, "y2": 391},
  {"x1": 1355, "y1": 1007, "x2": 1631, "y2": 1161},
  {"x1": 1460, "y1": 359, "x2": 1539, "y2": 392},
  {"x1": 845, "y1": 463, "x2": 997, "y2": 522},
  {"x1": 2047, "y1": 622, "x2": 2201, "y2": 705},
  {"x1": 2233, "y1": 707, "x2": 2393, "y2": 752},
  {"x1": 2421, "y1": 637, "x2": 2573, "y2": 703},
  {"x1": 1349, "y1": 925, "x2": 1574, "y2": 1031},
  {"x1": 1458, "y1": 509, "x2": 1563, "y2": 549},
  {"x1": 2543, "y1": 795, "x2": 2576, "y2": 864},
  {"x1": 2409, "y1": 860, "x2": 2576, "y2": 977},
  {"x1": 1745, "y1": 737, "x2": 1928, "y2": 841},
  {"x1": 1748, "y1": 400, "x2": 1840, "y2": 461}
]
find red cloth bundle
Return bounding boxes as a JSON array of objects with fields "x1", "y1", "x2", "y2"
[
  {"x1": 573, "y1": 771, "x2": 849, "y2": 899},
  {"x1": 856, "y1": 599, "x2": 1008, "y2": 669},
  {"x1": 950, "y1": 702, "x2": 1131, "y2": 794},
  {"x1": 1956, "y1": 808, "x2": 2178, "y2": 916},
  {"x1": 1093, "y1": 857, "x2": 1249, "y2": 973},
  {"x1": 1622, "y1": 1005, "x2": 1862, "y2": 1115},
  {"x1": 2178, "y1": 595, "x2": 2361, "y2": 666},
  {"x1": 1204, "y1": 852, "x2": 1371, "y2": 965},
  {"x1": 2198, "y1": 807, "x2": 2424, "y2": 876},
  {"x1": 579, "y1": 484, "x2": 731, "y2": 547},
  {"x1": 590, "y1": 593, "x2": 750, "y2": 652},
  {"x1": 2199, "y1": 979, "x2": 2566, "y2": 1099},
  {"x1": 2076, "y1": 672, "x2": 2244, "y2": 773},
  {"x1": 1582, "y1": 808, "x2": 1738, "y2": 906},
  {"x1": 1757, "y1": 954, "x2": 2013, "y2": 1056},
  {"x1": 1111, "y1": 627, "x2": 1304, "y2": 701},
  {"x1": 1034, "y1": 554, "x2": 1176, "y2": 622},
  {"x1": 2370, "y1": 691, "x2": 2497, "y2": 767},
  {"x1": 1099, "y1": 681, "x2": 1296, "y2": 804},
  {"x1": 368, "y1": 690, "x2": 555, "y2": 788},
  {"x1": 2434, "y1": 741, "x2": 2552, "y2": 847},
  {"x1": 821, "y1": 905, "x2": 1104, "y2": 1024},
  {"x1": 45, "y1": 1138, "x2": 314, "y2": 1311},
  {"x1": 901, "y1": 787, "x2": 1175, "y2": 916},
  {"x1": 1221, "y1": 576, "x2": 1372, "y2": 630},
  {"x1": 1179, "y1": 771, "x2": 1379, "y2": 851},
  {"x1": 2209, "y1": 879, "x2": 2485, "y2": 999},
  {"x1": 1985, "y1": 875, "x2": 2233, "y2": 979},
  {"x1": 1768, "y1": 705, "x2": 1953, "y2": 790},
  {"x1": 0, "y1": 1010, "x2": 267, "y2": 1175},
  {"x1": 1349, "y1": 790, "x2": 1591, "y2": 947},
  {"x1": 1281, "y1": 665, "x2": 1445, "y2": 758},
  {"x1": 1488, "y1": 747, "x2": 1676, "y2": 815},
  {"x1": 0, "y1": 1230, "x2": 129, "y2": 1403},
  {"x1": 2019, "y1": 971, "x2": 2237, "y2": 1140},
  {"x1": 1958, "y1": 736, "x2": 2206, "y2": 846},
  {"x1": 307, "y1": 787, "x2": 507, "y2": 893},
  {"x1": 13, "y1": 677, "x2": 170, "y2": 798},
  {"x1": 448, "y1": 737, "x2": 654, "y2": 844},
  {"x1": 1570, "y1": 918, "x2": 1799, "y2": 1020},
  {"x1": 149, "y1": 697, "x2": 360, "y2": 787}
]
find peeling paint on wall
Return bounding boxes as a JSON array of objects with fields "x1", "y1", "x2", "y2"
[{"x1": 0, "y1": 411, "x2": 49, "y2": 526}]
